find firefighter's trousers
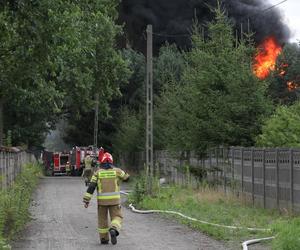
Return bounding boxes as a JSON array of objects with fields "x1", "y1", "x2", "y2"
[
  {"x1": 98, "y1": 205, "x2": 123, "y2": 241},
  {"x1": 82, "y1": 169, "x2": 93, "y2": 182}
]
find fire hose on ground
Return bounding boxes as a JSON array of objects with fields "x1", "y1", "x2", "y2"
[
  {"x1": 120, "y1": 191, "x2": 275, "y2": 249},
  {"x1": 241, "y1": 237, "x2": 275, "y2": 250}
]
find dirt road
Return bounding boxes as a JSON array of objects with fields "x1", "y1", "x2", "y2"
[{"x1": 12, "y1": 177, "x2": 229, "y2": 250}]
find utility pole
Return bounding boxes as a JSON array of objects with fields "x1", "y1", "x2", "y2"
[
  {"x1": 93, "y1": 93, "x2": 99, "y2": 148},
  {"x1": 146, "y1": 24, "x2": 153, "y2": 193}
]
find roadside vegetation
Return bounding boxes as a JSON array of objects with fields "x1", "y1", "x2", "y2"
[
  {"x1": 128, "y1": 176, "x2": 299, "y2": 250},
  {"x1": 0, "y1": 163, "x2": 41, "y2": 249}
]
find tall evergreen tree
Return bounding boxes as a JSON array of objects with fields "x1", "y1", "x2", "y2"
[{"x1": 155, "y1": 6, "x2": 272, "y2": 152}]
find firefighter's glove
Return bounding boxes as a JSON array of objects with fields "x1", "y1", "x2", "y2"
[
  {"x1": 83, "y1": 193, "x2": 91, "y2": 208},
  {"x1": 83, "y1": 201, "x2": 89, "y2": 208},
  {"x1": 123, "y1": 176, "x2": 130, "y2": 182}
]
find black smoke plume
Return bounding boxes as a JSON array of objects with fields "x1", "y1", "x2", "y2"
[{"x1": 118, "y1": 0, "x2": 290, "y2": 52}]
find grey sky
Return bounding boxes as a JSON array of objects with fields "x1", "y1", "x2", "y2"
[{"x1": 269, "y1": 0, "x2": 300, "y2": 43}]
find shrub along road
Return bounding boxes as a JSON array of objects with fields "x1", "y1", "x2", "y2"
[{"x1": 12, "y1": 177, "x2": 228, "y2": 250}]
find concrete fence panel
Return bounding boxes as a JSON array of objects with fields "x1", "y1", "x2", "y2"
[{"x1": 0, "y1": 150, "x2": 36, "y2": 190}]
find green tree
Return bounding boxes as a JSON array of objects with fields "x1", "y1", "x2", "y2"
[
  {"x1": 120, "y1": 48, "x2": 146, "y2": 111},
  {"x1": 256, "y1": 101, "x2": 300, "y2": 147},
  {"x1": 154, "y1": 44, "x2": 185, "y2": 150},
  {"x1": 61, "y1": 1, "x2": 131, "y2": 147},
  {"x1": 0, "y1": 9, "x2": 17, "y2": 145},
  {"x1": 155, "y1": 7, "x2": 272, "y2": 152},
  {"x1": 112, "y1": 44, "x2": 185, "y2": 153},
  {"x1": 113, "y1": 108, "x2": 144, "y2": 153},
  {"x1": 0, "y1": 0, "x2": 130, "y2": 147},
  {"x1": 106, "y1": 49, "x2": 145, "y2": 152},
  {"x1": 1, "y1": 1, "x2": 63, "y2": 147},
  {"x1": 154, "y1": 43, "x2": 185, "y2": 95}
]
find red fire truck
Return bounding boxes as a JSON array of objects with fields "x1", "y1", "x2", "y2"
[
  {"x1": 69, "y1": 147, "x2": 83, "y2": 176},
  {"x1": 53, "y1": 152, "x2": 70, "y2": 175},
  {"x1": 70, "y1": 146, "x2": 100, "y2": 176}
]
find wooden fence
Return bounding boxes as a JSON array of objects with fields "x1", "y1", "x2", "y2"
[{"x1": 0, "y1": 149, "x2": 36, "y2": 190}]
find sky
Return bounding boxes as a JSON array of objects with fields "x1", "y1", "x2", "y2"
[{"x1": 268, "y1": 0, "x2": 300, "y2": 43}]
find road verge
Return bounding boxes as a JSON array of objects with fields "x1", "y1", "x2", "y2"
[
  {"x1": 128, "y1": 176, "x2": 298, "y2": 249},
  {"x1": 0, "y1": 163, "x2": 41, "y2": 249}
]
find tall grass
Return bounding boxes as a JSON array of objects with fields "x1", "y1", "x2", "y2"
[{"x1": 0, "y1": 163, "x2": 41, "y2": 249}]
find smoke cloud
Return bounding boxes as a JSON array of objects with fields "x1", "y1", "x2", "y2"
[{"x1": 118, "y1": 0, "x2": 291, "y2": 52}]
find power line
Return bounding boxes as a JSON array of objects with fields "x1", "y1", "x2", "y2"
[
  {"x1": 261, "y1": 0, "x2": 287, "y2": 14},
  {"x1": 240, "y1": 0, "x2": 288, "y2": 22}
]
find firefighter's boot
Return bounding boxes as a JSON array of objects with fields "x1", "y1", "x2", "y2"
[
  {"x1": 109, "y1": 228, "x2": 119, "y2": 245},
  {"x1": 100, "y1": 239, "x2": 109, "y2": 245},
  {"x1": 85, "y1": 177, "x2": 90, "y2": 186}
]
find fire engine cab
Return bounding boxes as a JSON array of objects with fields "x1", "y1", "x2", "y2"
[{"x1": 53, "y1": 152, "x2": 70, "y2": 175}]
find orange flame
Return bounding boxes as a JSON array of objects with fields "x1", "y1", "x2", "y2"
[
  {"x1": 278, "y1": 63, "x2": 288, "y2": 77},
  {"x1": 253, "y1": 37, "x2": 282, "y2": 79},
  {"x1": 287, "y1": 81, "x2": 298, "y2": 91}
]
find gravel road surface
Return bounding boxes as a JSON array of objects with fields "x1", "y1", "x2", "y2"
[{"x1": 12, "y1": 177, "x2": 230, "y2": 250}]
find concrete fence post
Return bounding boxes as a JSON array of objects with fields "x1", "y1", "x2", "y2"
[
  {"x1": 231, "y1": 147, "x2": 235, "y2": 181},
  {"x1": 241, "y1": 147, "x2": 244, "y2": 194},
  {"x1": 216, "y1": 148, "x2": 219, "y2": 167},
  {"x1": 209, "y1": 149, "x2": 212, "y2": 170},
  {"x1": 223, "y1": 148, "x2": 226, "y2": 194},
  {"x1": 3, "y1": 152, "x2": 5, "y2": 189},
  {"x1": 251, "y1": 147, "x2": 255, "y2": 206},
  {"x1": 5, "y1": 152, "x2": 8, "y2": 188},
  {"x1": 276, "y1": 148, "x2": 279, "y2": 209},
  {"x1": 0, "y1": 152, "x2": 3, "y2": 190},
  {"x1": 9, "y1": 152, "x2": 12, "y2": 186},
  {"x1": 263, "y1": 148, "x2": 266, "y2": 209},
  {"x1": 290, "y1": 149, "x2": 294, "y2": 211}
]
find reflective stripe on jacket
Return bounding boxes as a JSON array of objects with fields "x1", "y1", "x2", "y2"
[{"x1": 83, "y1": 167, "x2": 129, "y2": 206}]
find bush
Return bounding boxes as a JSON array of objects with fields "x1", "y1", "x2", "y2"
[
  {"x1": 256, "y1": 101, "x2": 300, "y2": 147},
  {"x1": 128, "y1": 170, "x2": 160, "y2": 205},
  {"x1": 129, "y1": 174, "x2": 147, "y2": 205},
  {"x1": 0, "y1": 163, "x2": 41, "y2": 247}
]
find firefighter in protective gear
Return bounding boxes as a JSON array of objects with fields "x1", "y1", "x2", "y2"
[
  {"x1": 83, "y1": 152, "x2": 129, "y2": 245},
  {"x1": 82, "y1": 153, "x2": 93, "y2": 186},
  {"x1": 65, "y1": 161, "x2": 71, "y2": 176}
]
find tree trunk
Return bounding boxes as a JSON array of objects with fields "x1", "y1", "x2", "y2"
[{"x1": 0, "y1": 98, "x2": 3, "y2": 146}]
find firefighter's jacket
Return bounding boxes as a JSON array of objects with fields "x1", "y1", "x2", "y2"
[
  {"x1": 84, "y1": 155, "x2": 93, "y2": 170},
  {"x1": 83, "y1": 167, "x2": 129, "y2": 206},
  {"x1": 65, "y1": 163, "x2": 71, "y2": 171}
]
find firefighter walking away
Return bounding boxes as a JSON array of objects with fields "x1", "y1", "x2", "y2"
[
  {"x1": 66, "y1": 161, "x2": 71, "y2": 176},
  {"x1": 83, "y1": 152, "x2": 129, "y2": 245},
  {"x1": 82, "y1": 153, "x2": 93, "y2": 186}
]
